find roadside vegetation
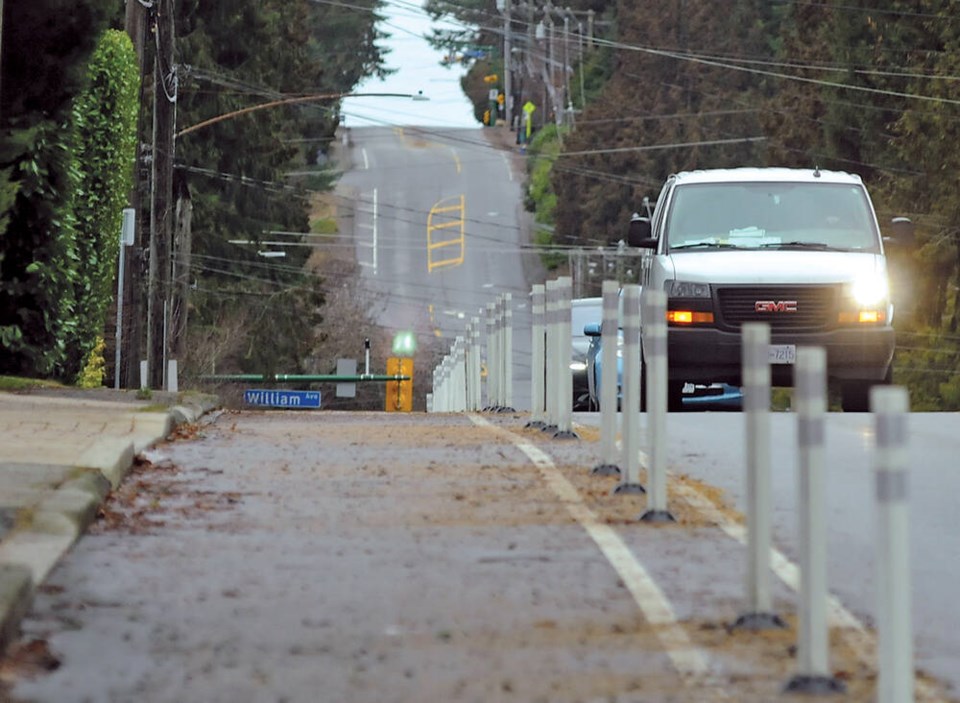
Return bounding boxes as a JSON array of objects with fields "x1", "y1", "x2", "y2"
[
  {"x1": 429, "y1": 0, "x2": 960, "y2": 410},
  {"x1": 1, "y1": 0, "x2": 413, "y2": 409}
]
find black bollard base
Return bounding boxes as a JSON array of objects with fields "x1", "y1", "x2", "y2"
[
  {"x1": 612, "y1": 482, "x2": 646, "y2": 495},
  {"x1": 729, "y1": 611, "x2": 787, "y2": 632},
  {"x1": 591, "y1": 463, "x2": 620, "y2": 477},
  {"x1": 552, "y1": 430, "x2": 579, "y2": 440},
  {"x1": 639, "y1": 509, "x2": 676, "y2": 523},
  {"x1": 540, "y1": 424, "x2": 558, "y2": 434},
  {"x1": 525, "y1": 420, "x2": 546, "y2": 429},
  {"x1": 783, "y1": 674, "x2": 846, "y2": 695},
  {"x1": 496, "y1": 406, "x2": 516, "y2": 413}
]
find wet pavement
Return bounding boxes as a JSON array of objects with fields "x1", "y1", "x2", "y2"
[{"x1": 2, "y1": 408, "x2": 954, "y2": 702}]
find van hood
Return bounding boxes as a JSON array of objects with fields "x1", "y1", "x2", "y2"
[{"x1": 665, "y1": 250, "x2": 885, "y2": 285}]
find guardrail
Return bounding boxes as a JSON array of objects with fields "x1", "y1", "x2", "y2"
[{"x1": 428, "y1": 275, "x2": 919, "y2": 698}]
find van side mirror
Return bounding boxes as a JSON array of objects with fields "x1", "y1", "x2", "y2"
[
  {"x1": 884, "y1": 216, "x2": 915, "y2": 250},
  {"x1": 628, "y1": 213, "x2": 655, "y2": 248},
  {"x1": 583, "y1": 322, "x2": 601, "y2": 337}
]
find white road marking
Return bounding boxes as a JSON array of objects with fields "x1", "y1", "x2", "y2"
[
  {"x1": 361, "y1": 148, "x2": 369, "y2": 170},
  {"x1": 470, "y1": 415, "x2": 730, "y2": 699},
  {"x1": 501, "y1": 152, "x2": 514, "y2": 181}
]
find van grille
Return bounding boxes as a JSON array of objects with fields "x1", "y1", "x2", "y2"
[{"x1": 716, "y1": 285, "x2": 837, "y2": 332}]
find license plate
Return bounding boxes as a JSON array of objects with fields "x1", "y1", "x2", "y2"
[{"x1": 768, "y1": 344, "x2": 796, "y2": 365}]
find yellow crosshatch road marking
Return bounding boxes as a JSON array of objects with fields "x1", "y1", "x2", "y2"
[
  {"x1": 395, "y1": 126, "x2": 430, "y2": 148},
  {"x1": 427, "y1": 194, "x2": 465, "y2": 272}
]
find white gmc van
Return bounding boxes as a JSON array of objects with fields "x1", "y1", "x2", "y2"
[{"x1": 629, "y1": 167, "x2": 913, "y2": 411}]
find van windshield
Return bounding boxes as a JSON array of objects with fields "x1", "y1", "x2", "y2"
[{"x1": 664, "y1": 182, "x2": 880, "y2": 252}]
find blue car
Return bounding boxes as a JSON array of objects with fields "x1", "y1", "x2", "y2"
[{"x1": 583, "y1": 323, "x2": 742, "y2": 411}]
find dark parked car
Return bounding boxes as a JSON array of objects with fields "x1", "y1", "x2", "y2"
[{"x1": 571, "y1": 297, "x2": 602, "y2": 411}]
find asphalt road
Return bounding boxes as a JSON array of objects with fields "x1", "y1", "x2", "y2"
[
  {"x1": 575, "y1": 408, "x2": 960, "y2": 696},
  {"x1": 337, "y1": 126, "x2": 538, "y2": 409},
  {"x1": 4, "y1": 409, "x2": 956, "y2": 702}
]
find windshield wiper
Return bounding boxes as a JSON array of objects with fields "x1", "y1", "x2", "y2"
[
  {"x1": 759, "y1": 241, "x2": 850, "y2": 251},
  {"x1": 670, "y1": 241, "x2": 740, "y2": 250}
]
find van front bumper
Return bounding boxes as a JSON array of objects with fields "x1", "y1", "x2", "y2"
[{"x1": 664, "y1": 326, "x2": 895, "y2": 386}]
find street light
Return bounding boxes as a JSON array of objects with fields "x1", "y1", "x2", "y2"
[{"x1": 177, "y1": 91, "x2": 429, "y2": 138}]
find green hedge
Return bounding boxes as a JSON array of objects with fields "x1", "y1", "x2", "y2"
[{"x1": 67, "y1": 29, "x2": 140, "y2": 381}]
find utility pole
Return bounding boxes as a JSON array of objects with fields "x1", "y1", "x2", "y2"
[
  {"x1": 120, "y1": 0, "x2": 150, "y2": 388},
  {"x1": 502, "y1": 0, "x2": 512, "y2": 130},
  {"x1": 147, "y1": 0, "x2": 176, "y2": 389},
  {"x1": 0, "y1": 0, "x2": 5, "y2": 115}
]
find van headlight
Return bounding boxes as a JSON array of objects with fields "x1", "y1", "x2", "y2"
[
  {"x1": 839, "y1": 274, "x2": 890, "y2": 325},
  {"x1": 850, "y1": 274, "x2": 889, "y2": 308}
]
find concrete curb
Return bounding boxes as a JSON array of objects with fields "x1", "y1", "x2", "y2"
[{"x1": 0, "y1": 394, "x2": 219, "y2": 654}]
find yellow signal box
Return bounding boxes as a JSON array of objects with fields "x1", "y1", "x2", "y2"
[{"x1": 385, "y1": 357, "x2": 414, "y2": 412}]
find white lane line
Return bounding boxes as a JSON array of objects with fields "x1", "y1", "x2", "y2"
[
  {"x1": 361, "y1": 148, "x2": 369, "y2": 170},
  {"x1": 636, "y1": 449, "x2": 946, "y2": 703},
  {"x1": 501, "y1": 152, "x2": 514, "y2": 181},
  {"x1": 470, "y1": 415, "x2": 729, "y2": 699}
]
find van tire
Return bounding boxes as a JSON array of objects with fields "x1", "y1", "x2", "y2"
[
  {"x1": 668, "y1": 381, "x2": 685, "y2": 412},
  {"x1": 841, "y1": 367, "x2": 892, "y2": 412}
]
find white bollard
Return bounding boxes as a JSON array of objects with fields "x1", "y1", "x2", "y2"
[
  {"x1": 613, "y1": 285, "x2": 644, "y2": 494},
  {"x1": 640, "y1": 289, "x2": 673, "y2": 522},
  {"x1": 528, "y1": 284, "x2": 546, "y2": 428},
  {"x1": 785, "y1": 347, "x2": 844, "y2": 693},
  {"x1": 872, "y1": 385, "x2": 914, "y2": 703},
  {"x1": 733, "y1": 322, "x2": 785, "y2": 630},
  {"x1": 554, "y1": 277, "x2": 576, "y2": 438},
  {"x1": 470, "y1": 317, "x2": 482, "y2": 411},
  {"x1": 139, "y1": 360, "x2": 149, "y2": 391},
  {"x1": 453, "y1": 337, "x2": 467, "y2": 412},
  {"x1": 485, "y1": 302, "x2": 498, "y2": 410},
  {"x1": 543, "y1": 280, "x2": 559, "y2": 432},
  {"x1": 592, "y1": 280, "x2": 620, "y2": 475},
  {"x1": 167, "y1": 359, "x2": 179, "y2": 394},
  {"x1": 502, "y1": 292, "x2": 515, "y2": 411}
]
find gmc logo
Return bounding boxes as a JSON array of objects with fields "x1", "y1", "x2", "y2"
[{"x1": 755, "y1": 300, "x2": 798, "y2": 313}]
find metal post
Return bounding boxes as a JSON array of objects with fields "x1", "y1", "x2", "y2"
[
  {"x1": 614, "y1": 284, "x2": 644, "y2": 494},
  {"x1": 640, "y1": 289, "x2": 673, "y2": 522},
  {"x1": 554, "y1": 277, "x2": 576, "y2": 438},
  {"x1": 364, "y1": 338, "x2": 371, "y2": 376},
  {"x1": 733, "y1": 322, "x2": 785, "y2": 630},
  {"x1": 873, "y1": 386, "x2": 914, "y2": 703},
  {"x1": 528, "y1": 284, "x2": 546, "y2": 428},
  {"x1": 785, "y1": 347, "x2": 844, "y2": 694},
  {"x1": 593, "y1": 280, "x2": 620, "y2": 475},
  {"x1": 114, "y1": 208, "x2": 136, "y2": 389}
]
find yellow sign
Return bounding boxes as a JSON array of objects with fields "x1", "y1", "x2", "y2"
[
  {"x1": 386, "y1": 357, "x2": 414, "y2": 412},
  {"x1": 483, "y1": 74, "x2": 499, "y2": 84},
  {"x1": 497, "y1": 93, "x2": 505, "y2": 105}
]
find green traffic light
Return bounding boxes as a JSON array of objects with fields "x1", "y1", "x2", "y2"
[{"x1": 392, "y1": 331, "x2": 417, "y2": 356}]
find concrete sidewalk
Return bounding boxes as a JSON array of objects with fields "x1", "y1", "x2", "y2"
[{"x1": 0, "y1": 388, "x2": 218, "y2": 652}]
